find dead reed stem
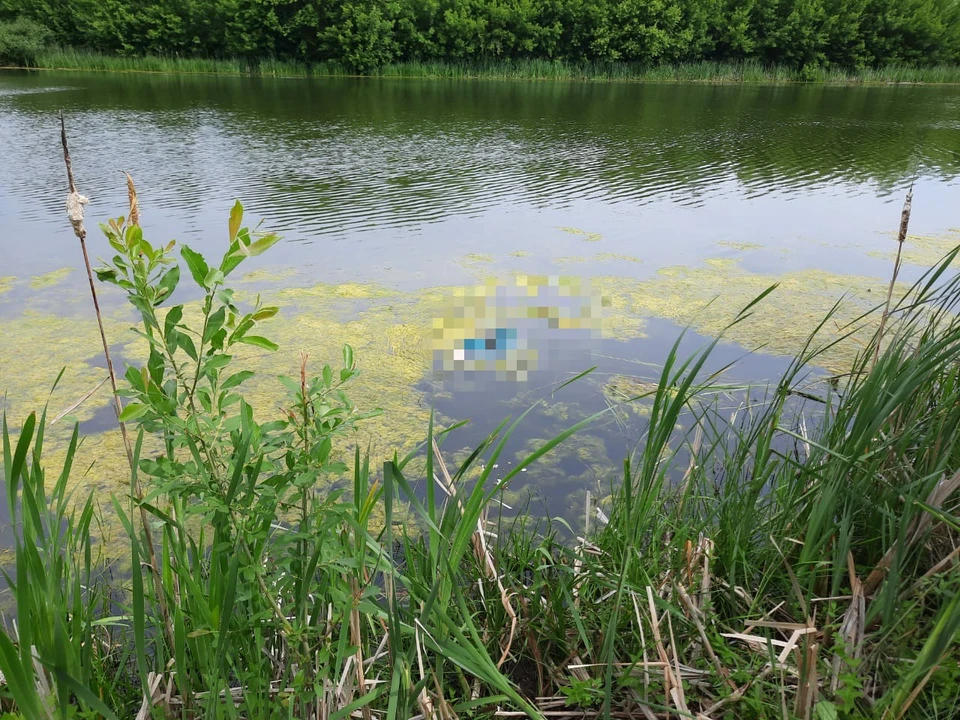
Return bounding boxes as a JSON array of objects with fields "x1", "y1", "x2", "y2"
[
  {"x1": 675, "y1": 583, "x2": 736, "y2": 693},
  {"x1": 350, "y1": 576, "x2": 373, "y2": 720},
  {"x1": 58, "y1": 111, "x2": 176, "y2": 685},
  {"x1": 863, "y1": 468, "x2": 960, "y2": 596}
]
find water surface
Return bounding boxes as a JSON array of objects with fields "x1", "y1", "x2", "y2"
[{"x1": 1, "y1": 71, "x2": 959, "y2": 524}]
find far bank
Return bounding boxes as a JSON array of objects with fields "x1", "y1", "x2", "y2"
[{"x1": 6, "y1": 52, "x2": 960, "y2": 85}]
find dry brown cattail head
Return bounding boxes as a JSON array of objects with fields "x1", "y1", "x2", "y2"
[
  {"x1": 65, "y1": 191, "x2": 89, "y2": 238},
  {"x1": 126, "y1": 172, "x2": 140, "y2": 227}
]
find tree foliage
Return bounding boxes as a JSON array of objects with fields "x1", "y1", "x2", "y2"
[{"x1": 2, "y1": 0, "x2": 959, "y2": 71}]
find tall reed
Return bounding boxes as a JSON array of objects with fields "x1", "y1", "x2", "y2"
[{"x1": 22, "y1": 50, "x2": 960, "y2": 84}]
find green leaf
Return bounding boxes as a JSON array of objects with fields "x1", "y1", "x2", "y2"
[
  {"x1": 204, "y1": 268, "x2": 225, "y2": 288},
  {"x1": 228, "y1": 316, "x2": 255, "y2": 345},
  {"x1": 204, "y1": 307, "x2": 226, "y2": 345},
  {"x1": 94, "y1": 267, "x2": 119, "y2": 284},
  {"x1": 222, "y1": 370, "x2": 255, "y2": 390},
  {"x1": 148, "y1": 347, "x2": 165, "y2": 385},
  {"x1": 220, "y1": 246, "x2": 246, "y2": 278},
  {"x1": 814, "y1": 701, "x2": 839, "y2": 720},
  {"x1": 177, "y1": 333, "x2": 199, "y2": 361},
  {"x1": 180, "y1": 245, "x2": 210, "y2": 289},
  {"x1": 237, "y1": 335, "x2": 278, "y2": 352},
  {"x1": 252, "y1": 306, "x2": 279, "y2": 321},
  {"x1": 231, "y1": 232, "x2": 280, "y2": 258},
  {"x1": 203, "y1": 354, "x2": 232, "y2": 374},
  {"x1": 164, "y1": 305, "x2": 184, "y2": 341},
  {"x1": 155, "y1": 265, "x2": 180, "y2": 305},
  {"x1": 119, "y1": 403, "x2": 150, "y2": 422},
  {"x1": 228, "y1": 200, "x2": 243, "y2": 242}
]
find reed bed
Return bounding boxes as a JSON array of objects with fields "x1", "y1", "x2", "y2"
[
  {"x1": 18, "y1": 50, "x2": 960, "y2": 85},
  {"x1": 0, "y1": 163, "x2": 959, "y2": 719}
]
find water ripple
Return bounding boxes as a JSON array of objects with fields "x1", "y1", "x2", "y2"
[{"x1": 2, "y1": 73, "x2": 959, "y2": 279}]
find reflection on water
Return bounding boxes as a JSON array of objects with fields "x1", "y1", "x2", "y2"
[{"x1": 1, "y1": 71, "x2": 958, "y2": 286}]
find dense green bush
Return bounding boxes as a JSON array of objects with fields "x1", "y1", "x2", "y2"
[
  {"x1": 0, "y1": 16, "x2": 49, "y2": 65},
  {"x1": 1, "y1": 0, "x2": 959, "y2": 72}
]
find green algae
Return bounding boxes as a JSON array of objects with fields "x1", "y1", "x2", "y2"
[
  {"x1": 1, "y1": 256, "x2": 932, "y2": 558},
  {"x1": 508, "y1": 250, "x2": 533, "y2": 258},
  {"x1": 30, "y1": 267, "x2": 75, "y2": 290},
  {"x1": 0, "y1": 276, "x2": 15, "y2": 295},
  {"x1": 239, "y1": 266, "x2": 302, "y2": 284},
  {"x1": 594, "y1": 253, "x2": 642, "y2": 264},
  {"x1": 557, "y1": 226, "x2": 602, "y2": 243},
  {"x1": 716, "y1": 240, "x2": 764, "y2": 251},
  {"x1": 461, "y1": 253, "x2": 495, "y2": 263},
  {"x1": 0, "y1": 308, "x2": 134, "y2": 426},
  {"x1": 867, "y1": 232, "x2": 960, "y2": 268},
  {"x1": 552, "y1": 255, "x2": 589, "y2": 266},
  {"x1": 276, "y1": 281, "x2": 396, "y2": 301},
  {"x1": 604, "y1": 375, "x2": 664, "y2": 401},
  {"x1": 593, "y1": 261, "x2": 901, "y2": 373}
]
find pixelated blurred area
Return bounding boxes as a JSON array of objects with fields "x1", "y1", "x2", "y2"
[{"x1": 432, "y1": 275, "x2": 605, "y2": 383}]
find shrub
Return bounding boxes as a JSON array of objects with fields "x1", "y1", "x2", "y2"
[{"x1": 0, "y1": 18, "x2": 51, "y2": 66}]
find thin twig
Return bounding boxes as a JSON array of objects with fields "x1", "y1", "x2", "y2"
[{"x1": 50, "y1": 375, "x2": 109, "y2": 426}]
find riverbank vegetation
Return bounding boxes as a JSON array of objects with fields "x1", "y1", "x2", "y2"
[
  {"x1": 12, "y1": 49, "x2": 960, "y2": 84},
  {"x1": 1, "y1": 177, "x2": 960, "y2": 718},
  {"x1": 3, "y1": 0, "x2": 960, "y2": 78}
]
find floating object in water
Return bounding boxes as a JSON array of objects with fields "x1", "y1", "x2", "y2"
[{"x1": 433, "y1": 275, "x2": 603, "y2": 383}]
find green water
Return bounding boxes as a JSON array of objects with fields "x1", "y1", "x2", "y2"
[{"x1": 1, "y1": 71, "x2": 959, "y2": 522}]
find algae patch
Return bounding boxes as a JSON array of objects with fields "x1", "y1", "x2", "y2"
[
  {"x1": 553, "y1": 255, "x2": 589, "y2": 266},
  {"x1": 509, "y1": 250, "x2": 533, "y2": 258},
  {"x1": 276, "y1": 281, "x2": 395, "y2": 301},
  {"x1": 30, "y1": 267, "x2": 74, "y2": 289},
  {"x1": 867, "y1": 232, "x2": 960, "y2": 268},
  {"x1": 0, "y1": 308, "x2": 134, "y2": 425},
  {"x1": 594, "y1": 253, "x2": 642, "y2": 264},
  {"x1": 557, "y1": 227, "x2": 602, "y2": 243},
  {"x1": 239, "y1": 267, "x2": 302, "y2": 284},
  {"x1": 0, "y1": 276, "x2": 15, "y2": 295},
  {"x1": 594, "y1": 260, "x2": 901, "y2": 373},
  {"x1": 0, "y1": 258, "x2": 933, "y2": 558},
  {"x1": 462, "y1": 253, "x2": 495, "y2": 263},
  {"x1": 716, "y1": 240, "x2": 764, "y2": 251}
]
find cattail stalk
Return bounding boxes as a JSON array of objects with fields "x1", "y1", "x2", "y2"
[
  {"x1": 59, "y1": 111, "x2": 175, "y2": 663},
  {"x1": 872, "y1": 184, "x2": 913, "y2": 370}
]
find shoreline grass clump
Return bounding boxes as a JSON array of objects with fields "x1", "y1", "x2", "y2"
[{"x1": 0, "y1": 176, "x2": 959, "y2": 719}]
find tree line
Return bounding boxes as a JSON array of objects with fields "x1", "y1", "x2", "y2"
[{"x1": 2, "y1": 0, "x2": 959, "y2": 72}]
